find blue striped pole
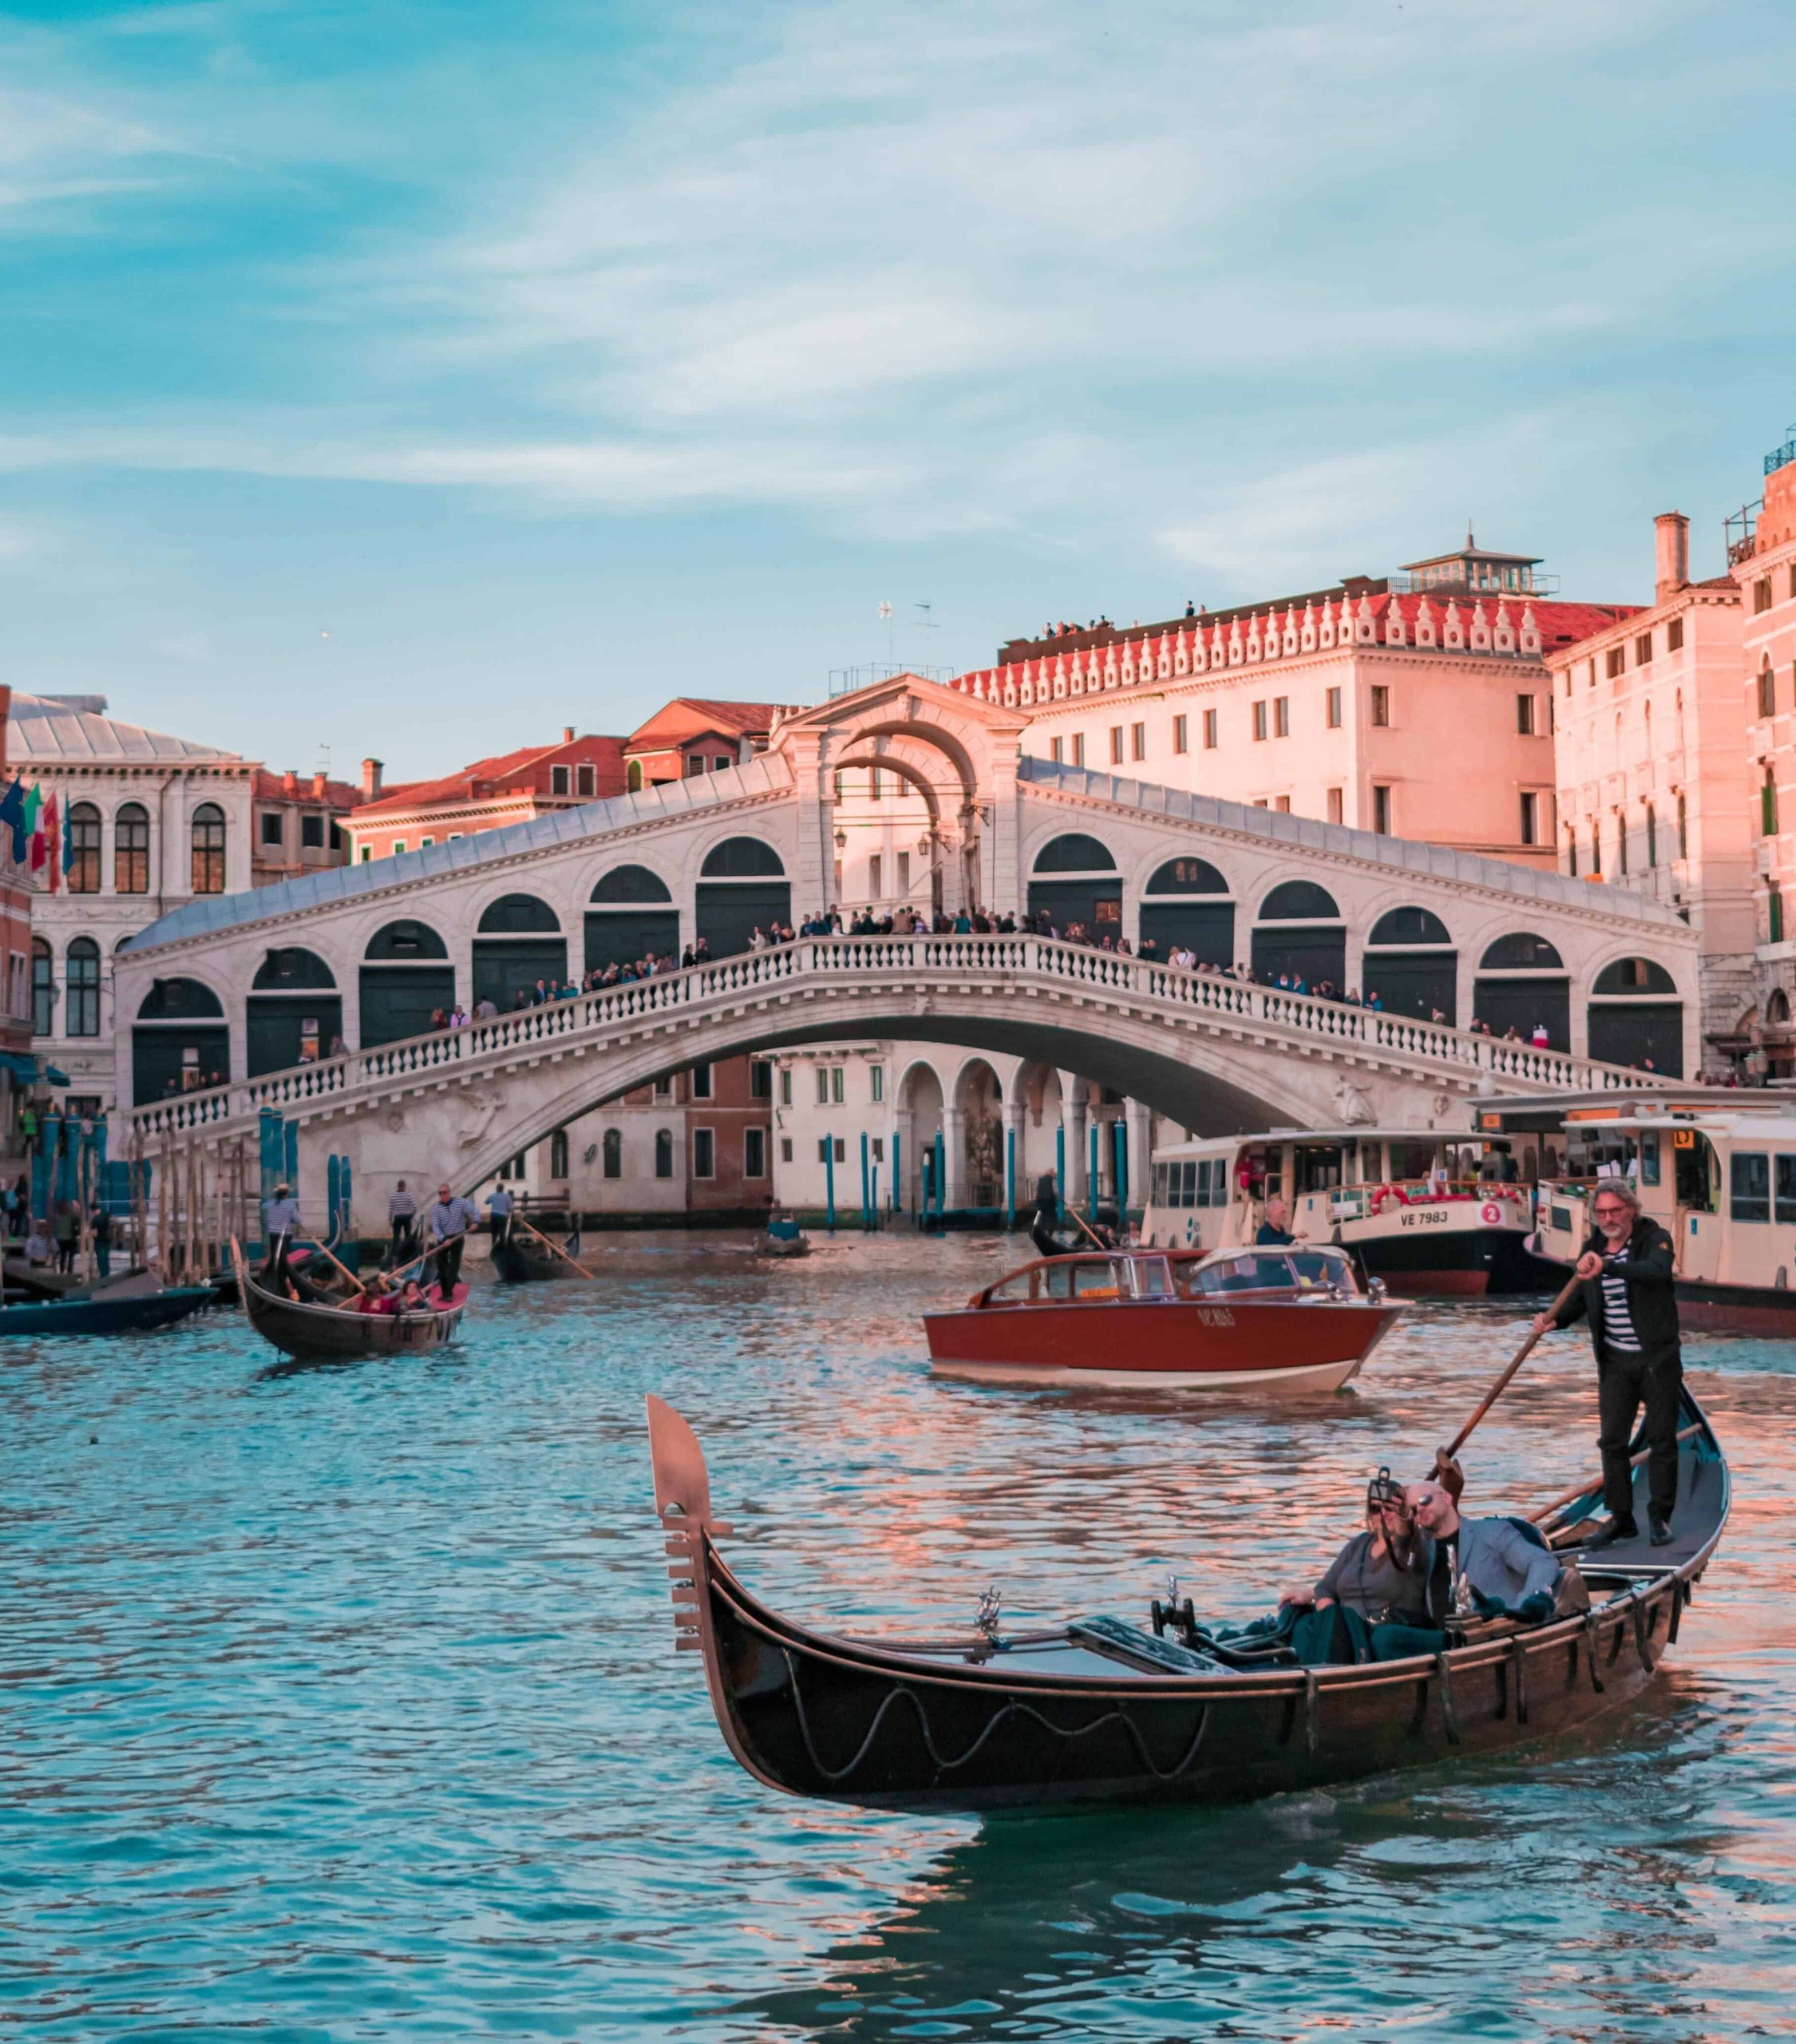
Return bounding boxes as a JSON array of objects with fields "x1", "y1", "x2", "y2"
[
  {"x1": 1005, "y1": 1128, "x2": 1015, "y2": 1230},
  {"x1": 892, "y1": 1131, "x2": 902, "y2": 1213},
  {"x1": 1089, "y1": 1119, "x2": 1100, "y2": 1222},
  {"x1": 1056, "y1": 1125, "x2": 1065, "y2": 1218},
  {"x1": 1114, "y1": 1119, "x2": 1128, "y2": 1222},
  {"x1": 934, "y1": 1130, "x2": 945, "y2": 1224},
  {"x1": 825, "y1": 1142, "x2": 836, "y2": 1234},
  {"x1": 860, "y1": 1131, "x2": 872, "y2": 1231}
]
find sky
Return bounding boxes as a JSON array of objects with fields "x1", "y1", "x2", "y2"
[{"x1": 2, "y1": 0, "x2": 1794, "y2": 779}]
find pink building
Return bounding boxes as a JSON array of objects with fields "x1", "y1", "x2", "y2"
[{"x1": 948, "y1": 538, "x2": 1633, "y2": 868}]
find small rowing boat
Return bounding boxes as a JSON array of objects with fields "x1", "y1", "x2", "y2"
[
  {"x1": 232, "y1": 1245, "x2": 469, "y2": 1361},
  {"x1": 923, "y1": 1243, "x2": 1400, "y2": 1392},
  {"x1": 491, "y1": 1229, "x2": 587, "y2": 1283},
  {"x1": 647, "y1": 1390, "x2": 1728, "y2": 1812}
]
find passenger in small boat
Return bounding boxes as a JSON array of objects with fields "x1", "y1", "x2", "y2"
[
  {"x1": 1279, "y1": 1468, "x2": 1432, "y2": 1662},
  {"x1": 398, "y1": 1279, "x2": 428, "y2": 1313},
  {"x1": 354, "y1": 1274, "x2": 399, "y2": 1316},
  {"x1": 1359, "y1": 1478, "x2": 1561, "y2": 1659}
]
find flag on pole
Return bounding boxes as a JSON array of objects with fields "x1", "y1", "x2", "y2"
[
  {"x1": 42, "y1": 794, "x2": 59, "y2": 893},
  {"x1": 22, "y1": 783, "x2": 43, "y2": 873},
  {"x1": 0, "y1": 779, "x2": 25, "y2": 865}
]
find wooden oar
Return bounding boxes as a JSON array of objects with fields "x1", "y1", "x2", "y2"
[
  {"x1": 307, "y1": 1236, "x2": 367, "y2": 1294},
  {"x1": 386, "y1": 1228, "x2": 469, "y2": 1285},
  {"x1": 516, "y1": 1212, "x2": 595, "y2": 1281},
  {"x1": 1432, "y1": 1271, "x2": 1583, "y2": 1493},
  {"x1": 1530, "y1": 1423, "x2": 1702, "y2": 1526}
]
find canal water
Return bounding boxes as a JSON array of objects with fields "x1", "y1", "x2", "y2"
[{"x1": 5, "y1": 1234, "x2": 1794, "y2": 2041}]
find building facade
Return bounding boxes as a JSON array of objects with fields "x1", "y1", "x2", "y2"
[
  {"x1": 1547, "y1": 513, "x2": 1754, "y2": 1070},
  {"x1": 13, "y1": 692, "x2": 362, "y2": 1113},
  {"x1": 946, "y1": 539, "x2": 1635, "y2": 869},
  {"x1": 0, "y1": 689, "x2": 39, "y2": 1147},
  {"x1": 622, "y1": 699, "x2": 789, "y2": 792},
  {"x1": 343, "y1": 732, "x2": 627, "y2": 864}
]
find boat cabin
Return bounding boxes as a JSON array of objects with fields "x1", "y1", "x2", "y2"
[{"x1": 970, "y1": 1242, "x2": 1363, "y2": 1309}]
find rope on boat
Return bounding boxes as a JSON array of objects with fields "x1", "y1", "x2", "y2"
[
  {"x1": 1667, "y1": 1580, "x2": 1686, "y2": 1645},
  {"x1": 1633, "y1": 1598, "x2": 1656, "y2": 1674},
  {"x1": 1509, "y1": 1637, "x2": 1529, "y2": 1726},
  {"x1": 776, "y1": 1645, "x2": 1213, "y2": 1787},
  {"x1": 1303, "y1": 1671, "x2": 1320, "y2": 1759},
  {"x1": 1434, "y1": 1652, "x2": 1462, "y2": 1745}
]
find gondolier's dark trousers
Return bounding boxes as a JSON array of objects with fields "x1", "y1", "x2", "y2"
[
  {"x1": 390, "y1": 1218, "x2": 416, "y2": 1259},
  {"x1": 1597, "y1": 1342, "x2": 1682, "y2": 1520},
  {"x1": 432, "y1": 1234, "x2": 465, "y2": 1295}
]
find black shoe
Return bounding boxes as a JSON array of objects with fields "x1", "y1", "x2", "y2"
[
  {"x1": 1582, "y1": 1516, "x2": 1640, "y2": 1549},
  {"x1": 1649, "y1": 1512, "x2": 1674, "y2": 1547}
]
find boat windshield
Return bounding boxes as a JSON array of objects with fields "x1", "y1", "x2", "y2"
[{"x1": 1181, "y1": 1246, "x2": 1359, "y2": 1296}]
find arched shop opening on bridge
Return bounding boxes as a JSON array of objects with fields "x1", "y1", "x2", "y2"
[
  {"x1": 247, "y1": 948, "x2": 341, "y2": 1075},
  {"x1": 1588, "y1": 957, "x2": 1683, "y2": 1076},
  {"x1": 473, "y1": 894, "x2": 567, "y2": 1010},
  {"x1": 1473, "y1": 933, "x2": 1570, "y2": 1049},
  {"x1": 1138, "y1": 856, "x2": 1233, "y2": 965},
  {"x1": 1028, "y1": 834, "x2": 1120, "y2": 936},
  {"x1": 1252, "y1": 881, "x2": 1345, "y2": 987},
  {"x1": 696, "y1": 838, "x2": 789, "y2": 957},
  {"x1": 133, "y1": 976, "x2": 227, "y2": 1104},
  {"x1": 586, "y1": 865, "x2": 678, "y2": 974},
  {"x1": 361, "y1": 921, "x2": 454, "y2": 1048},
  {"x1": 1362, "y1": 906, "x2": 1456, "y2": 1024}
]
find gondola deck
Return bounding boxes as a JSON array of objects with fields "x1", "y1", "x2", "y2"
[{"x1": 647, "y1": 1392, "x2": 1729, "y2": 1812}]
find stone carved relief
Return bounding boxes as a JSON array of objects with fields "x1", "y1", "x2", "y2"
[
  {"x1": 455, "y1": 1085, "x2": 508, "y2": 1150},
  {"x1": 1331, "y1": 1079, "x2": 1376, "y2": 1127}
]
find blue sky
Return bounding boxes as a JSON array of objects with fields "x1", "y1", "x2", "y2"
[{"x1": 2, "y1": 0, "x2": 1794, "y2": 778}]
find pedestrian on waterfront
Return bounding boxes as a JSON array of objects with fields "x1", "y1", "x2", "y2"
[
  {"x1": 90, "y1": 1200, "x2": 113, "y2": 1281},
  {"x1": 25, "y1": 1214, "x2": 52, "y2": 1266},
  {"x1": 388, "y1": 1179, "x2": 418, "y2": 1260},
  {"x1": 10, "y1": 1171, "x2": 26, "y2": 1238},
  {"x1": 52, "y1": 1198, "x2": 78, "y2": 1274},
  {"x1": 263, "y1": 1181, "x2": 302, "y2": 1284},
  {"x1": 1533, "y1": 1181, "x2": 1683, "y2": 1548},
  {"x1": 425, "y1": 1182, "x2": 479, "y2": 1297},
  {"x1": 486, "y1": 1181, "x2": 514, "y2": 1250}
]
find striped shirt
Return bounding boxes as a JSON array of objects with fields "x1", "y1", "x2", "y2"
[{"x1": 1600, "y1": 1244, "x2": 1643, "y2": 1353}]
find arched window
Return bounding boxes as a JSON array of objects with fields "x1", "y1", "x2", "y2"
[
  {"x1": 1760, "y1": 664, "x2": 1777, "y2": 719},
  {"x1": 30, "y1": 937, "x2": 53, "y2": 1036},
  {"x1": 627, "y1": 760, "x2": 643, "y2": 793},
  {"x1": 696, "y1": 838, "x2": 789, "y2": 957},
  {"x1": 1769, "y1": 988, "x2": 1791, "y2": 1027},
  {"x1": 1367, "y1": 906, "x2": 1450, "y2": 947},
  {"x1": 1677, "y1": 791, "x2": 1687, "y2": 858},
  {"x1": 67, "y1": 803, "x2": 101, "y2": 894},
  {"x1": 603, "y1": 1128, "x2": 623, "y2": 1179},
  {"x1": 1143, "y1": 857, "x2": 1228, "y2": 895},
  {"x1": 549, "y1": 1128, "x2": 569, "y2": 1179},
  {"x1": 191, "y1": 802, "x2": 226, "y2": 895},
  {"x1": 1475, "y1": 933, "x2": 1570, "y2": 1049},
  {"x1": 1592, "y1": 957, "x2": 1678, "y2": 996},
  {"x1": 115, "y1": 802, "x2": 149, "y2": 894},
  {"x1": 1031, "y1": 833, "x2": 1116, "y2": 873},
  {"x1": 590, "y1": 865, "x2": 674, "y2": 904},
  {"x1": 1617, "y1": 807, "x2": 1629, "y2": 877},
  {"x1": 1364, "y1": 906, "x2": 1456, "y2": 1023},
  {"x1": 1645, "y1": 803, "x2": 1657, "y2": 869},
  {"x1": 698, "y1": 838, "x2": 785, "y2": 877},
  {"x1": 1259, "y1": 881, "x2": 1340, "y2": 921},
  {"x1": 477, "y1": 893, "x2": 561, "y2": 933},
  {"x1": 1565, "y1": 825, "x2": 1579, "y2": 877},
  {"x1": 1479, "y1": 933, "x2": 1565, "y2": 972},
  {"x1": 654, "y1": 1128, "x2": 674, "y2": 1179},
  {"x1": 65, "y1": 937, "x2": 101, "y2": 1036}
]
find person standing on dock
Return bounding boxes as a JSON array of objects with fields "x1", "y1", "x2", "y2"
[
  {"x1": 263, "y1": 1182, "x2": 302, "y2": 1284},
  {"x1": 426, "y1": 1182, "x2": 479, "y2": 1296},
  {"x1": 1533, "y1": 1181, "x2": 1683, "y2": 1549},
  {"x1": 388, "y1": 1180, "x2": 418, "y2": 1261}
]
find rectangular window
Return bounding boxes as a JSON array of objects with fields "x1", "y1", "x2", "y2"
[
  {"x1": 654, "y1": 1074, "x2": 674, "y2": 1101},
  {"x1": 713, "y1": 756, "x2": 731, "y2": 774},
  {"x1": 1605, "y1": 647, "x2": 1625, "y2": 679},
  {"x1": 1203, "y1": 708, "x2": 1218, "y2": 749},
  {"x1": 1763, "y1": 773, "x2": 1778, "y2": 838},
  {"x1": 1731, "y1": 1151, "x2": 1770, "y2": 1222},
  {"x1": 1071, "y1": 735, "x2": 1085, "y2": 768},
  {"x1": 692, "y1": 1128, "x2": 715, "y2": 1179},
  {"x1": 896, "y1": 851, "x2": 910, "y2": 893},
  {"x1": 1646, "y1": 804, "x2": 1657, "y2": 867},
  {"x1": 551, "y1": 765, "x2": 571, "y2": 796},
  {"x1": 1130, "y1": 721, "x2": 1145, "y2": 762},
  {"x1": 1754, "y1": 577, "x2": 1773, "y2": 615},
  {"x1": 686, "y1": 755, "x2": 706, "y2": 778},
  {"x1": 835, "y1": 1136, "x2": 846, "y2": 1163},
  {"x1": 1776, "y1": 1155, "x2": 1796, "y2": 1225},
  {"x1": 871, "y1": 1136, "x2": 884, "y2": 1163},
  {"x1": 1273, "y1": 696, "x2": 1289, "y2": 738},
  {"x1": 1325, "y1": 686, "x2": 1342, "y2": 729},
  {"x1": 780, "y1": 1137, "x2": 793, "y2": 1164},
  {"x1": 743, "y1": 1127, "x2": 766, "y2": 1178},
  {"x1": 420, "y1": 837, "x2": 433, "y2": 850},
  {"x1": 1635, "y1": 633, "x2": 1653, "y2": 667},
  {"x1": 1050, "y1": 737, "x2": 1063, "y2": 764},
  {"x1": 817, "y1": 1136, "x2": 847, "y2": 1165},
  {"x1": 1520, "y1": 791, "x2": 1538, "y2": 846},
  {"x1": 1590, "y1": 822, "x2": 1601, "y2": 875},
  {"x1": 832, "y1": 1067, "x2": 845, "y2": 1104},
  {"x1": 870, "y1": 1064, "x2": 884, "y2": 1103},
  {"x1": 868, "y1": 854, "x2": 881, "y2": 899},
  {"x1": 576, "y1": 763, "x2": 595, "y2": 798},
  {"x1": 260, "y1": 812, "x2": 283, "y2": 846},
  {"x1": 391, "y1": 840, "x2": 405, "y2": 856},
  {"x1": 750, "y1": 1060, "x2": 772, "y2": 1100},
  {"x1": 1327, "y1": 788, "x2": 1343, "y2": 825},
  {"x1": 1109, "y1": 726, "x2": 1124, "y2": 766},
  {"x1": 868, "y1": 767, "x2": 882, "y2": 799},
  {"x1": 1371, "y1": 785, "x2": 1391, "y2": 835},
  {"x1": 1771, "y1": 888, "x2": 1785, "y2": 945},
  {"x1": 1173, "y1": 715, "x2": 1188, "y2": 754},
  {"x1": 1517, "y1": 694, "x2": 1537, "y2": 736},
  {"x1": 1759, "y1": 667, "x2": 1777, "y2": 719},
  {"x1": 1640, "y1": 1133, "x2": 1661, "y2": 1186},
  {"x1": 1667, "y1": 616, "x2": 1684, "y2": 652},
  {"x1": 691, "y1": 1063, "x2": 712, "y2": 1100},
  {"x1": 300, "y1": 813, "x2": 325, "y2": 849},
  {"x1": 779, "y1": 1068, "x2": 792, "y2": 1106},
  {"x1": 358, "y1": 846, "x2": 371, "y2": 862},
  {"x1": 1274, "y1": 794, "x2": 1291, "y2": 813},
  {"x1": 1370, "y1": 687, "x2": 1390, "y2": 727},
  {"x1": 816, "y1": 1066, "x2": 831, "y2": 1106},
  {"x1": 1252, "y1": 701, "x2": 1268, "y2": 742}
]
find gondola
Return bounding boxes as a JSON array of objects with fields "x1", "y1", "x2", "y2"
[
  {"x1": 0, "y1": 1282, "x2": 216, "y2": 1336},
  {"x1": 233, "y1": 1246, "x2": 469, "y2": 1361},
  {"x1": 491, "y1": 1227, "x2": 587, "y2": 1283},
  {"x1": 647, "y1": 1391, "x2": 1728, "y2": 1812}
]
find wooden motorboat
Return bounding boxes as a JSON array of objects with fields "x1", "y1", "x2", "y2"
[
  {"x1": 923, "y1": 1244, "x2": 1401, "y2": 1392},
  {"x1": 234, "y1": 1246, "x2": 469, "y2": 1361},
  {"x1": 754, "y1": 1228, "x2": 812, "y2": 1258},
  {"x1": 491, "y1": 1228, "x2": 587, "y2": 1283},
  {"x1": 647, "y1": 1391, "x2": 1729, "y2": 1813}
]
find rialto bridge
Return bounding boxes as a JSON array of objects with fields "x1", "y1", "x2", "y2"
[{"x1": 112, "y1": 676, "x2": 1699, "y2": 1218}]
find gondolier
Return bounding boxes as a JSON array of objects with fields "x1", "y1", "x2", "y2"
[
  {"x1": 263, "y1": 1182, "x2": 302, "y2": 1283},
  {"x1": 388, "y1": 1180, "x2": 418, "y2": 1259},
  {"x1": 485, "y1": 1182, "x2": 514, "y2": 1250},
  {"x1": 1533, "y1": 1180, "x2": 1682, "y2": 1548},
  {"x1": 426, "y1": 1182, "x2": 479, "y2": 1295}
]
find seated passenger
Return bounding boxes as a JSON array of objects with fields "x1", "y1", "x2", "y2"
[
  {"x1": 398, "y1": 1279, "x2": 426, "y2": 1312},
  {"x1": 1365, "y1": 1477, "x2": 1563, "y2": 1660},
  {"x1": 1279, "y1": 1468, "x2": 1432, "y2": 1664}
]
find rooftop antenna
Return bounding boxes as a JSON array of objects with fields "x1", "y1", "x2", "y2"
[{"x1": 314, "y1": 744, "x2": 332, "y2": 778}]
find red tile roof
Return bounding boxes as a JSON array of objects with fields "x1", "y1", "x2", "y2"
[
  {"x1": 252, "y1": 769, "x2": 366, "y2": 806},
  {"x1": 354, "y1": 735, "x2": 625, "y2": 821},
  {"x1": 624, "y1": 699, "x2": 794, "y2": 750}
]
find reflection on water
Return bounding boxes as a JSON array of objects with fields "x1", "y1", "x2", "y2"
[{"x1": 4, "y1": 1234, "x2": 1793, "y2": 2041}]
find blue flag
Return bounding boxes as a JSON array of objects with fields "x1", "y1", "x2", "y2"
[{"x1": 0, "y1": 778, "x2": 24, "y2": 864}]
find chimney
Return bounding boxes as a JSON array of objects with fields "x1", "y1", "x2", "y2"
[
  {"x1": 1655, "y1": 512, "x2": 1689, "y2": 603},
  {"x1": 281, "y1": 769, "x2": 298, "y2": 797},
  {"x1": 362, "y1": 757, "x2": 383, "y2": 799},
  {"x1": 563, "y1": 726, "x2": 575, "y2": 744},
  {"x1": 311, "y1": 771, "x2": 326, "y2": 798}
]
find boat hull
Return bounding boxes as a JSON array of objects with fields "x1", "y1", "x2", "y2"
[
  {"x1": 239, "y1": 1264, "x2": 469, "y2": 1359},
  {"x1": 0, "y1": 1285, "x2": 216, "y2": 1337},
  {"x1": 1353, "y1": 1226, "x2": 1564, "y2": 1299},
  {"x1": 491, "y1": 1234, "x2": 582, "y2": 1283},
  {"x1": 923, "y1": 1297, "x2": 1400, "y2": 1392}
]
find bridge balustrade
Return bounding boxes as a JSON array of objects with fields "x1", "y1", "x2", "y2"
[{"x1": 118, "y1": 934, "x2": 1674, "y2": 1146}]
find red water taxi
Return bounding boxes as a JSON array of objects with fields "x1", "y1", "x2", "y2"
[{"x1": 924, "y1": 1244, "x2": 1401, "y2": 1392}]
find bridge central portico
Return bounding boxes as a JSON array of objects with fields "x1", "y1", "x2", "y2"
[{"x1": 113, "y1": 674, "x2": 1702, "y2": 1222}]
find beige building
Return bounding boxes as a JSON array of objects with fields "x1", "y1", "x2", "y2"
[
  {"x1": 947, "y1": 539, "x2": 1635, "y2": 870},
  {"x1": 1547, "y1": 513, "x2": 1754, "y2": 1070}
]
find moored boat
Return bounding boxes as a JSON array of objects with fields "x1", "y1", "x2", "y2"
[
  {"x1": 0, "y1": 1281, "x2": 216, "y2": 1337},
  {"x1": 234, "y1": 1246, "x2": 469, "y2": 1360},
  {"x1": 647, "y1": 1391, "x2": 1729, "y2": 1812},
  {"x1": 923, "y1": 1243, "x2": 1399, "y2": 1391},
  {"x1": 491, "y1": 1228, "x2": 587, "y2": 1282},
  {"x1": 1141, "y1": 1127, "x2": 1561, "y2": 1297}
]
